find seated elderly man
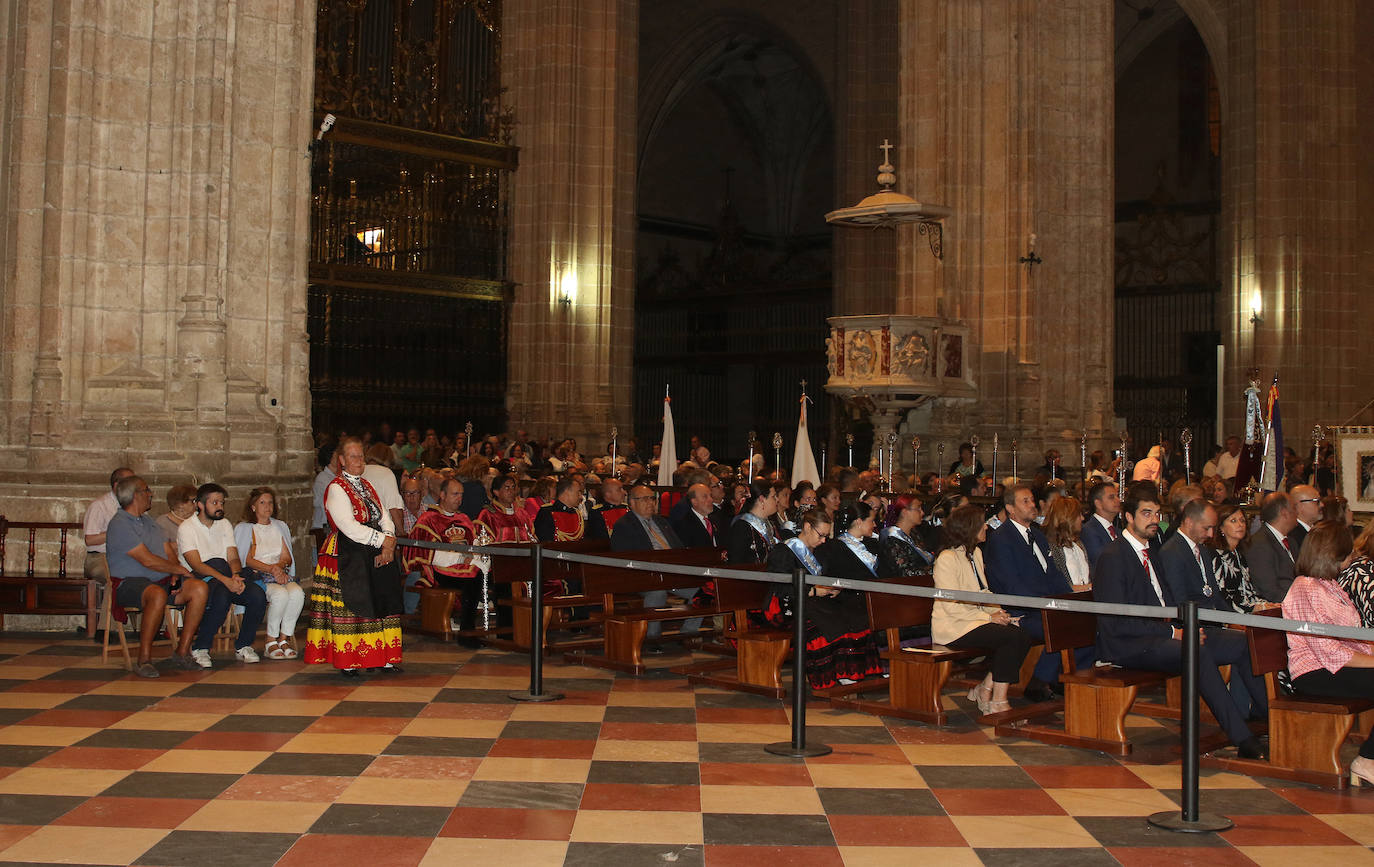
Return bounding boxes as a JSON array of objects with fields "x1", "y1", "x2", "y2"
[{"x1": 106, "y1": 476, "x2": 210, "y2": 677}]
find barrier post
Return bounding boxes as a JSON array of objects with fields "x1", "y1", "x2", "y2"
[
  {"x1": 765, "y1": 568, "x2": 832, "y2": 758},
  {"x1": 509, "y1": 542, "x2": 564, "y2": 703},
  {"x1": 1148, "y1": 600, "x2": 1232, "y2": 832}
]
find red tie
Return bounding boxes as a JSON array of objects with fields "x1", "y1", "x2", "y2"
[
  {"x1": 1108, "y1": 525, "x2": 1118, "y2": 540},
  {"x1": 1282, "y1": 537, "x2": 1291, "y2": 554},
  {"x1": 704, "y1": 515, "x2": 716, "y2": 545},
  {"x1": 1141, "y1": 549, "x2": 1150, "y2": 573}
]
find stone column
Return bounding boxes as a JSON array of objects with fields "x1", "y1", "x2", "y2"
[
  {"x1": 0, "y1": 0, "x2": 316, "y2": 586},
  {"x1": 897, "y1": 0, "x2": 1116, "y2": 461},
  {"x1": 502, "y1": 0, "x2": 637, "y2": 447}
]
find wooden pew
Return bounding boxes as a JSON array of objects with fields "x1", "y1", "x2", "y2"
[
  {"x1": 995, "y1": 591, "x2": 1173, "y2": 755},
  {"x1": 680, "y1": 568, "x2": 785, "y2": 697},
  {"x1": 487, "y1": 539, "x2": 609, "y2": 652},
  {"x1": 1203, "y1": 608, "x2": 1374, "y2": 788},
  {"x1": 0, "y1": 517, "x2": 97, "y2": 636},
  {"x1": 563, "y1": 547, "x2": 728, "y2": 674}
]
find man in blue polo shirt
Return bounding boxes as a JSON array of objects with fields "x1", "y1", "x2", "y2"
[{"x1": 106, "y1": 476, "x2": 210, "y2": 677}]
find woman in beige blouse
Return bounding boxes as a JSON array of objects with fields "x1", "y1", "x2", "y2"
[{"x1": 932, "y1": 503, "x2": 1033, "y2": 716}]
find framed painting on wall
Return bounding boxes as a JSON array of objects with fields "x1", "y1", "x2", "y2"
[{"x1": 1336, "y1": 426, "x2": 1374, "y2": 511}]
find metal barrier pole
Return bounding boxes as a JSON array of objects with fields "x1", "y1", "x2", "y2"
[
  {"x1": 509, "y1": 542, "x2": 564, "y2": 703},
  {"x1": 766, "y1": 568, "x2": 831, "y2": 758},
  {"x1": 1149, "y1": 600, "x2": 1232, "y2": 832}
]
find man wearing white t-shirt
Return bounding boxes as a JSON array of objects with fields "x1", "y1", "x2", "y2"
[
  {"x1": 363, "y1": 447, "x2": 405, "y2": 532},
  {"x1": 178, "y1": 483, "x2": 266, "y2": 668}
]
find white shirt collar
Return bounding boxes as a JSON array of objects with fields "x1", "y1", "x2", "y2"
[{"x1": 1094, "y1": 513, "x2": 1115, "y2": 531}]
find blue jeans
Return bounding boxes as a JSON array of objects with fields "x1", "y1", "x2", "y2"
[
  {"x1": 193, "y1": 558, "x2": 267, "y2": 652},
  {"x1": 403, "y1": 571, "x2": 424, "y2": 614}
]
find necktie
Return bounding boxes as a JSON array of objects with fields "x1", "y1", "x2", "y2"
[
  {"x1": 646, "y1": 519, "x2": 668, "y2": 550},
  {"x1": 1108, "y1": 524, "x2": 1118, "y2": 540},
  {"x1": 703, "y1": 514, "x2": 716, "y2": 545},
  {"x1": 1141, "y1": 549, "x2": 1164, "y2": 605},
  {"x1": 1281, "y1": 537, "x2": 1292, "y2": 559},
  {"x1": 1028, "y1": 531, "x2": 1047, "y2": 570}
]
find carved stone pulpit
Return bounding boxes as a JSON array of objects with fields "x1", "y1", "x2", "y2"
[{"x1": 825, "y1": 314, "x2": 976, "y2": 471}]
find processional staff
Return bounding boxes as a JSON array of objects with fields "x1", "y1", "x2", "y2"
[
  {"x1": 747, "y1": 431, "x2": 757, "y2": 481},
  {"x1": 464, "y1": 421, "x2": 473, "y2": 458},
  {"x1": 886, "y1": 432, "x2": 898, "y2": 491},
  {"x1": 991, "y1": 432, "x2": 1000, "y2": 485},
  {"x1": 773, "y1": 432, "x2": 783, "y2": 480},
  {"x1": 1181, "y1": 428, "x2": 1193, "y2": 484},
  {"x1": 846, "y1": 433, "x2": 854, "y2": 469},
  {"x1": 969, "y1": 435, "x2": 980, "y2": 486},
  {"x1": 1117, "y1": 431, "x2": 1129, "y2": 494},
  {"x1": 1080, "y1": 430, "x2": 1088, "y2": 491},
  {"x1": 610, "y1": 426, "x2": 619, "y2": 479},
  {"x1": 936, "y1": 443, "x2": 945, "y2": 492},
  {"x1": 1010, "y1": 439, "x2": 1019, "y2": 483},
  {"x1": 911, "y1": 436, "x2": 921, "y2": 485},
  {"x1": 1310, "y1": 425, "x2": 1323, "y2": 487}
]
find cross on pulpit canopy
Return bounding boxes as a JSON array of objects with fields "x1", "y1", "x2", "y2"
[{"x1": 879, "y1": 139, "x2": 893, "y2": 164}]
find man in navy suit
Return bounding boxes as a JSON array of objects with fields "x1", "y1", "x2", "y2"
[
  {"x1": 1093, "y1": 483, "x2": 1265, "y2": 759},
  {"x1": 1081, "y1": 481, "x2": 1120, "y2": 570},
  {"x1": 612, "y1": 484, "x2": 698, "y2": 643},
  {"x1": 1156, "y1": 497, "x2": 1268, "y2": 721},
  {"x1": 984, "y1": 485, "x2": 1083, "y2": 701},
  {"x1": 674, "y1": 484, "x2": 722, "y2": 549},
  {"x1": 1246, "y1": 491, "x2": 1298, "y2": 602}
]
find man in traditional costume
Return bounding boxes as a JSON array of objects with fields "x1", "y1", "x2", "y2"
[{"x1": 405, "y1": 477, "x2": 490, "y2": 648}]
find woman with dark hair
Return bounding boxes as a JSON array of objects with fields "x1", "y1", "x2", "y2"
[
  {"x1": 764, "y1": 510, "x2": 883, "y2": 688},
  {"x1": 234, "y1": 487, "x2": 300, "y2": 659},
  {"x1": 1211, "y1": 502, "x2": 1264, "y2": 613},
  {"x1": 817, "y1": 502, "x2": 887, "y2": 582},
  {"x1": 727, "y1": 481, "x2": 778, "y2": 564},
  {"x1": 1282, "y1": 521, "x2": 1374, "y2": 786},
  {"x1": 932, "y1": 503, "x2": 1033, "y2": 715},
  {"x1": 769, "y1": 482, "x2": 792, "y2": 537},
  {"x1": 793, "y1": 481, "x2": 817, "y2": 510},
  {"x1": 1043, "y1": 496, "x2": 1090, "y2": 588},
  {"x1": 880, "y1": 495, "x2": 934, "y2": 575},
  {"x1": 815, "y1": 484, "x2": 842, "y2": 519}
]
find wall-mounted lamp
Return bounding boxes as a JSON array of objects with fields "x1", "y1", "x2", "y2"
[
  {"x1": 1018, "y1": 233, "x2": 1042, "y2": 268},
  {"x1": 552, "y1": 260, "x2": 577, "y2": 307},
  {"x1": 1248, "y1": 288, "x2": 1263, "y2": 325}
]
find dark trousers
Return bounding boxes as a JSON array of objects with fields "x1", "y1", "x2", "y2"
[
  {"x1": 1018, "y1": 612, "x2": 1096, "y2": 684},
  {"x1": 947, "y1": 622, "x2": 1034, "y2": 684},
  {"x1": 1293, "y1": 667, "x2": 1374, "y2": 758},
  {"x1": 1110, "y1": 637, "x2": 1254, "y2": 746},
  {"x1": 194, "y1": 558, "x2": 267, "y2": 652},
  {"x1": 1201, "y1": 627, "x2": 1269, "y2": 720}
]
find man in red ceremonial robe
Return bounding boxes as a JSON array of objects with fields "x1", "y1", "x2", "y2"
[
  {"x1": 475, "y1": 474, "x2": 534, "y2": 543},
  {"x1": 404, "y1": 477, "x2": 489, "y2": 647}
]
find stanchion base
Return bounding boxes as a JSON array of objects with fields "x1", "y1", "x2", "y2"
[
  {"x1": 764, "y1": 741, "x2": 832, "y2": 758},
  {"x1": 1146, "y1": 810, "x2": 1233, "y2": 833},
  {"x1": 508, "y1": 691, "x2": 565, "y2": 703}
]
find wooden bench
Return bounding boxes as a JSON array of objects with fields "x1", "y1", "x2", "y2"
[
  {"x1": 678, "y1": 568, "x2": 785, "y2": 697},
  {"x1": 563, "y1": 547, "x2": 729, "y2": 674},
  {"x1": 0, "y1": 517, "x2": 98, "y2": 636},
  {"x1": 1203, "y1": 608, "x2": 1374, "y2": 788},
  {"x1": 995, "y1": 591, "x2": 1173, "y2": 755}
]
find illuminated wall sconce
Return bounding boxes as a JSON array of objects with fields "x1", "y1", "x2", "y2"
[
  {"x1": 1249, "y1": 288, "x2": 1263, "y2": 326},
  {"x1": 554, "y1": 263, "x2": 578, "y2": 307}
]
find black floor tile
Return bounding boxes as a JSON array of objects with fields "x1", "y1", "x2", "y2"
[
  {"x1": 697, "y1": 743, "x2": 804, "y2": 764},
  {"x1": 100, "y1": 771, "x2": 240, "y2": 799},
  {"x1": 1160, "y1": 787, "x2": 1306, "y2": 815},
  {"x1": 27, "y1": 645, "x2": 101, "y2": 656},
  {"x1": 39, "y1": 667, "x2": 125, "y2": 681},
  {"x1": 308, "y1": 803, "x2": 452, "y2": 836},
  {"x1": 587, "y1": 761, "x2": 700, "y2": 785},
  {"x1": 56, "y1": 694, "x2": 161, "y2": 712},
  {"x1": 171, "y1": 683, "x2": 274, "y2": 699},
  {"x1": 133, "y1": 830, "x2": 299, "y2": 866},
  {"x1": 799, "y1": 725, "x2": 894, "y2": 745},
  {"x1": 816, "y1": 787, "x2": 946, "y2": 816},
  {"x1": 383, "y1": 736, "x2": 492, "y2": 758},
  {"x1": 207, "y1": 715, "x2": 316, "y2": 733},
  {"x1": 0, "y1": 745, "x2": 60, "y2": 767},
  {"x1": 702, "y1": 813, "x2": 834, "y2": 847},
  {"x1": 916, "y1": 765, "x2": 1038, "y2": 789},
  {"x1": 75, "y1": 729, "x2": 196, "y2": 750},
  {"x1": 251, "y1": 753, "x2": 376, "y2": 777},
  {"x1": 602, "y1": 706, "x2": 696, "y2": 724},
  {"x1": 0, "y1": 793, "x2": 85, "y2": 824},
  {"x1": 325, "y1": 701, "x2": 428, "y2": 718},
  {"x1": 564, "y1": 843, "x2": 703, "y2": 866},
  {"x1": 459, "y1": 781, "x2": 584, "y2": 810},
  {"x1": 1076, "y1": 815, "x2": 1231, "y2": 848},
  {"x1": 1000, "y1": 745, "x2": 1120, "y2": 766},
  {"x1": 499, "y1": 721, "x2": 601, "y2": 741},
  {"x1": 536, "y1": 677, "x2": 613, "y2": 692},
  {"x1": 0, "y1": 708, "x2": 39, "y2": 726},
  {"x1": 694, "y1": 693, "x2": 780, "y2": 709}
]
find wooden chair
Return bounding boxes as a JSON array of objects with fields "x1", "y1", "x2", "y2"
[
  {"x1": 100, "y1": 578, "x2": 180, "y2": 670},
  {"x1": 1203, "y1": 608, "x2": 1374, "y2": 788}
]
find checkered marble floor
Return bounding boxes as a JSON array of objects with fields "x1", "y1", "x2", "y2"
[{"x1": 1, "y1": 634, "x2": 1373, "y2": 866}]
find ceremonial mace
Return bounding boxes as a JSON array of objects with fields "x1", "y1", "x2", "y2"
[
  {"x1": 1181, "y1": 428, "x2": 1193, "y2": 484},
  {"x1": 464, "y1": 421, "x2": 473, "y2": 457},
  {"x1": 969, "y1": 435, "x2": 980, "y2": 490},
  {"x1": 911, "y1": 436, "x2": 921, "y2": 486},
  {"x1": 610, "y1": 426, "x2": 619, "y2": 479},
  {"x1": 1011, "y1": 439, "x2": 1019, "y2": 483},
  {"x1": 1080, "y1": 430, "x2": 1088, "y2": 492},
  {"x1": 936, "y1": 443, "x2": 946, "y2": 492},
  {"x1": 846, "y1": 433, "x2": 854, "y2": 468},
  {"x1": 1310, "y1": 425, "x2": 1323, "y2": 486},
  {"x1": 886, "y1": 432, "x2": 899, "y2": 491},
  {"x1": 773, "y1": 432, "x2": 784, "y2": 481},
  {"x1": 991, "y1": 432, "x2": 1000, "y2": 486},
  {"x1": 1117, "y1": 431, "x2": 1129, "y2": 494},
  {"x1": 747, "y1": 431, "x2": 757, "y2": 481}
]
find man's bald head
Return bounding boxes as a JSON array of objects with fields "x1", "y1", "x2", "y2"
[
  {"x1": 601, "y1": 478, "x2": 625, "y2": 505},
  {"x1": 688, "y1": 483, "x2": 713, "y2": 515}
]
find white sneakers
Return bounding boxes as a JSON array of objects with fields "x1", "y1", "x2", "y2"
[
  {"x1": 235, "y1": 646, "x2": 261, "y2": 664},
  {"x1": 190, "y1": 649, "x2": 213, "y2": 669}
]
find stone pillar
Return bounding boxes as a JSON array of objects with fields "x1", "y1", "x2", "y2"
[
  {"x1": 897, "y1": 0, "x2": 1116, "y2": 461},
  {"x1": 1215, "y1": 0, "x2": 1372, "y2": 441},
  {"x1": 0, "y1": 0, "x2": 316, "y2": 590},
  {"x1": 503, "y1": 0, "x2": 637, "y2": 447}
]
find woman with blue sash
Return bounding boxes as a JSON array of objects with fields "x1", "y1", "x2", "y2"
[{"x1": 880, "y1": 495, "x2": 936, "y2": 576}]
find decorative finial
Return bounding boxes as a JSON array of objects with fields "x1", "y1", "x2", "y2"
[
  {"x1": 911, "y1": 436, "x2": 920, "y2": 450},
  {"x1": 877, "y1": 139, "x2": 896, "y2": 189},
  {"x1": 772, "y1": 432, "x2": 783, "y2": 450}
]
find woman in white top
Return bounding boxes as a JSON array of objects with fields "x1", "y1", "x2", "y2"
[
  {"x1": 932, "y1": 504, "x2": 1033, "y2": 716},
  {"x1": 234, "y1": 487, "x2": 301, "y2": 659},
  {"x1": 1044, "y1": 496, "x2": 1091, "y2": 588}
]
